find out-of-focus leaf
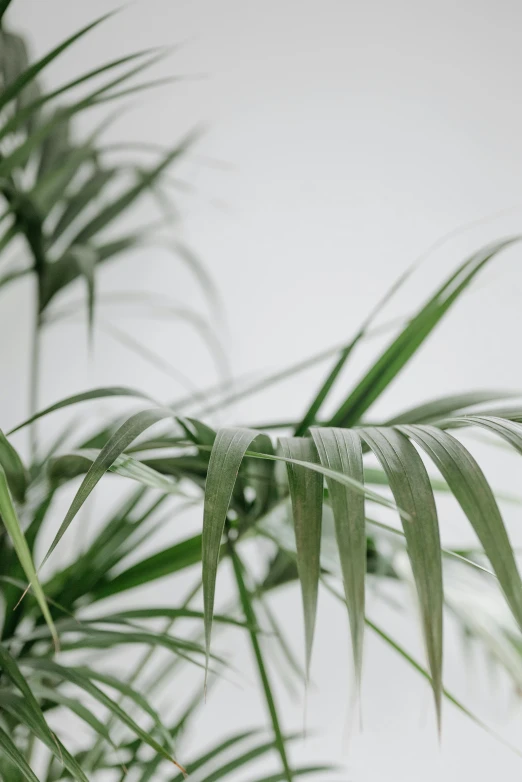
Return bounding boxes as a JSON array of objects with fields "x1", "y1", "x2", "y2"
[
  {"x1": 0, "y1": 693, "x2": 89, "y2": 782},
  {"x1": 8, "y1": 386, "x2": 154, "y2": 435},
  {"x1": 0, "y1": 11, "x2": 114, "y2": 114},
  {"x1": 0, "y1": 725, "x2": 39, "y2": 782},
  {"x1": 0, "y1": 430, "x2": 27, "y2": 502},
  {"x1": 22, "y1": 659, "x2": 187, "y2": 776}
]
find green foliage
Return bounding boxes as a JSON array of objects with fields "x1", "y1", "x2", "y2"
[{"x1": 2, "y1": 3, "x2": 522, "y2": 781}]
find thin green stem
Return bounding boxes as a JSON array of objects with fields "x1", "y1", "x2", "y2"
[{"x1": 228, "y1": 537, "x2": 293, "y2": 782}]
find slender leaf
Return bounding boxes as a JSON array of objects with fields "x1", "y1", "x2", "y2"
[
  {"x1": 279, "y1": 437, "x2": 322, "y2": 679},
  {"x1": 311, "y1": 427, "x2": 365, "y2": 685},
  {"x1": 0, "y1": 11, "x2": 114, "y2": 114},
  {"x1": 202, "y1": 427, "x2": 271, "y2": 676},
  {"x1": 0, "y1": 725, "x2": 39, "y2": 782},
  {"x1": 40, "y1": 407, "x2": 173, "y2": 567},
  {"x1": 7, "y1": 386, "x2": 154, "y2": 435},
  {"x1": 329, "y1": 239, "x2": 520, "y2": 426},
  {"x1": 400, "y1": 424, "x2": 522, "y2": 632},
  {"x1": 360, "y1": 427, "x2": 443, "y2": 724},
  {"x1": 0, "y1": 429, "x2": 27, "y2": 502},
  {"x1": 22, "y1": 659, "x2": 187, "y2": 776},
  {"x1": 0, "y1": 466, "x2": 58, "y2": 648}
]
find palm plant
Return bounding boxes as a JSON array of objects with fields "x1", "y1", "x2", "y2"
[{"x1": 2, "y1": 2, "x2": 522, "y2": 780}]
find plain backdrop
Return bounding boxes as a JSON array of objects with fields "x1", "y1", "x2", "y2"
[{"x1": 4, "y1": 2, "x2": 522, "y2": 780}]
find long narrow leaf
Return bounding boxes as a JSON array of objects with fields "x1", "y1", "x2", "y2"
[
  {"x1": 7, "y1": 386, "x2": 154, "y2": 435},
  {"x1": 0, "y1": 11, "x2": 114, "y2": 114},
  {"x1": 202, "y1": 427, "x2": 272, "y2": 678},
  {"x1": 329, "y1": 239, "x2": 520, "y2": 426},
  {"x1": 0, "y1": 725, "x2": 39, "y2": 782},
  {"x1": 311, "y1": 427, "x2": 365, "y2": 685},
  {"x1": 279, "y1": 437, "x2": 322, "y2": 679},
  {"x1": 360, "y1": 427, "x2": 443, "y2": 725},
  {"x1": 0, "y1": 466, "x2": 58, "y2": 648},
  {"x1": 40, "y1": 407, "x2": 172, "y2": 567},
  {"x1": 400, "y1": 424, "x2": 522, "y2": 632}
]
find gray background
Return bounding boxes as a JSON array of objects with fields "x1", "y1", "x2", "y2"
[{"x1": 4, "y1": 1, "x2": 522, "y2": 779}]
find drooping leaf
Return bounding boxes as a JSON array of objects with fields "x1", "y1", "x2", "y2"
[
  {"x1": 400, "y1": 424, "x2": 522, "y2": 632},
  {"x1": 360, "y1": 427, "x2": 443, "y2": 725},
  {"x1": 202, "y1": 427, "x2": 272, "y2": 676},
  {"x1": 311, "y1": 427, "x2": 365, "y2": 685},
  {"x1": 279, "y1": 437, "x2": 322, "y2": 679}
]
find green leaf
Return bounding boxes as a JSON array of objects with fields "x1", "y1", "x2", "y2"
[
  {"x1": 0, "y1": 52, "x2": 169, "y2": 180},
  {"x1": 0, "y1": 693, "x2": 89, "y2": 782},
  {"x1": 400, "y1": 424, "x2": 522, "y2": 633},
  {"x1": 93, "y1": 534, "x2": 204, "y2": 599},
  {"x1": 65, "y1": 130, "x2": 199, "y2": 249},
  {"x1": 241, "y1": 768, "x2": 329, "y2": 782},
  {"x1": 21, "y1": 659, "x2": 187, "y2": 776},
  {"x1": 0, "y1": 0, "x2": 13, "y2": 22},
  {"x1": 295, "y1": 258, "x2": 418, "y2": 436},
  {"x1": 0, "y1": 465, "x2": 58, "y2": 649},
  {"x1": 166, "y1": 730, "x2": 259, "y2": 782},
  {"x1": 202, "y1": 427, "x2": 272, "y2": 677},
  {"x1": 360, "y1": 427, "x2": 443, "y2": 725},
  {"x1": 0, "y1": 429, "x2": 27, "y2": 502},
  {"x1": 0, "y1": 725, "x2": 39, "y2": 782},
  {"x1": 366, "y1": 616, "x2": 522, "y2": 758},
  {"x1": 329, "y1": 238, "x2": 520, "y2": 427},
  {"x1": 1, "y1": 49, "x2": 156, "y2": 146},
  {"x1": 278, "y1": 437, "x2": 322, "y2": 679},
  {"x1": 310, "y1": 427, "x2": 365, "y2": 685},
  {"x1": 385, "y1": 390, "x2": 521, "y2": 425},
  {"x1": 87, "y1": 607, "x2": 251, "y2": 629},
  {"x1": 7, "y1": 386, "x2": 154, "y2": 435},
  {"x1": 40, "y1": 407, "x2": 173, "y2": 567},
  {"x1": 30, "y1": 684, "x2": 117, "y2": 751},
  {"x1": 0, "y1": 11, "x2": 114, "y2": 114},
  {"x1": 49, "y1": 448, "x2": 182, "y2": 495},
  {"x1": 0, "y1": 644, "x2": 55, "y2": 748},
  {"x1": 170, "y1": 733, "x2": 300, "y2": 782}
]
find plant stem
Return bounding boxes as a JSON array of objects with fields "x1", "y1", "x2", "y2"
[{"x1": 228, "y1": 537, "x2": 293, "y2": 782}]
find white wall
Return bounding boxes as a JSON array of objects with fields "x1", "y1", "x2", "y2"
[{"x1": 4, "y1": 1, "x2": 522, "y2": 779}]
